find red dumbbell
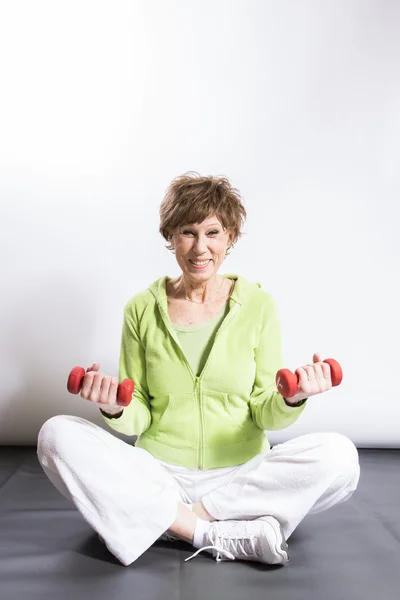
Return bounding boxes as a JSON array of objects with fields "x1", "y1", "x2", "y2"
[
  {"x1": 67, "y1": 366, "x2": 134, "y2": 407},
  {"x1": 276, "y1": 358, "x2": 343, "y2": 399}
]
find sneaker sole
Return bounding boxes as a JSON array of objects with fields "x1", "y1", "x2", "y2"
[{"x1": 262, "y1": 517, "x2": 289, "y2": 565}]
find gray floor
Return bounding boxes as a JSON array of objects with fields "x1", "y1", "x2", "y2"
[{"x1": 0, "y1": 446, "x2": 399, "y2": 600}]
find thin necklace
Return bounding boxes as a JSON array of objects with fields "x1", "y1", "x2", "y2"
[{"x1": 184, "y1": 277, "x2": 225, "y2": 304}]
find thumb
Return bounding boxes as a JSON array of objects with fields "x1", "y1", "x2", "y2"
[
  {"x1": 86, "y1": 363, "x2": 100, "y2": 373},
  {"x1": 313, "y1": 353, "x2": 322, "y2": 363}
]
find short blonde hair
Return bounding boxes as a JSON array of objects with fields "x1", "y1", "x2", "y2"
[{"x1": 159, "y1": 171, "x2": 247, "y2": 255}]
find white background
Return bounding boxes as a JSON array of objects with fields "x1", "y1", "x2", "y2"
[{"x1": 1, "y1": 0, "x2": 399, "y2": 446}]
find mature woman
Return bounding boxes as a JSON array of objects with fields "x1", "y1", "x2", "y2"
[{"x1": 37, "y1": 172, "x2": 360, "y2": 567}]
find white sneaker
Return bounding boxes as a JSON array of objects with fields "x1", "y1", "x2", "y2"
[{"x1": 185, "y1": 516, "x2": 289, "y2": 565}]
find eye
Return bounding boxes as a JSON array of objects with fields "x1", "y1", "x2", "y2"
[{"x1": 182, "y1": 230, "x2": 219, "y2": 235}]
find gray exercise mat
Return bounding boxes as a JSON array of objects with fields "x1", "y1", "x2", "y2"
[{"x1": 0, "y1": 447, "x2": 398, "y2": 600}]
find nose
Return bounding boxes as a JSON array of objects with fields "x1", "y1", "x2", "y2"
[{"x1": 192, "y1": 235, "x2": 208, "y2": 253}]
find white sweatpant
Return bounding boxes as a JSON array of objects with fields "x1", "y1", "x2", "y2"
[{"x1": 37, "y1": 415, "x2": 360, "y2": 566}]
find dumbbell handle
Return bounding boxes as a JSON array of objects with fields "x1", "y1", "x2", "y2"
[
  {"x1": 67, "y1": 366, "x2": 134, "y2": 407},
  {"x1": 276, "y1": 358, "x2": 343, "y2": 400}
]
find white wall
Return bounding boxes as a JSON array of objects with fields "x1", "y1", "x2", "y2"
[{"x1": 1, "y1": 0, "x2": 399, "y2": 446}]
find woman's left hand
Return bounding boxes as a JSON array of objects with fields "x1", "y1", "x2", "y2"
[{"x1": 283, "y1": 353, "x2": 333, "y2": 405}]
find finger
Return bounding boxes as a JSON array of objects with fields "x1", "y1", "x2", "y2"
[
  {"x1": 313, "y1": 363, "x2": 326, "y2": 389},
  {"x1": 321, "y1": 362, "x2": 332, "y2": 388},
  {"x1": 89, "y1": 372, "x2": 103, "y2": 402},
  {"x1": 304, "y1": 365, "x2": 322, "y2": 394},
  {"x1": 80, "y1": 371, "x2": 95, "y2": 399},
  {"x1": 310, "y1": 362, "x2": 330, "y2": 392},
  {"x1": 304, "y1": 365, "x2": 317, "y2": 383},
  {"x1": 295, "y1": 367, "x2": 311, "y2": 395},
  {"x1": 109, "y1": 376, "x2": 118, "y2": 404},
  {"x1": 99, "y1": 376, "x2": 112, "y2": 404}
]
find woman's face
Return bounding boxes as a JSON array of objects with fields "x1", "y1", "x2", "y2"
[{"x1": 171, "y1": 214, "x2": 233, "y2": 281}]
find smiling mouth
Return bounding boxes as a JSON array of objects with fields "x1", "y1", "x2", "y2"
[{"x1": 189, "y1": 259, "x2": 212, "y2": 265}]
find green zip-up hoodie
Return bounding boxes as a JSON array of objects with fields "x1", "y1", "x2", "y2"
[{"x1": 101, "y1": 274, "x2": 307, "y2": 469}]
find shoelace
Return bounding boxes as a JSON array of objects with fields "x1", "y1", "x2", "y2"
[{"x1": 185, "y1": 523, "x2": 259, "y2": 563}]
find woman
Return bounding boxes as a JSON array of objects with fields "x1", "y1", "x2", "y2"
[{"x1": 37, "y1": 172, "x2": 360, "y2": 567}]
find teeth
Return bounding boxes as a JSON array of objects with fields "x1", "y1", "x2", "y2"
[{"x1": 191, "y1": 260, "x2": 210, "y2": 265}]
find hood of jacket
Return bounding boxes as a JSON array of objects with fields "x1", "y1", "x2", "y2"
[{"x1": 148, "y1": 273, "x2": 263, "y2": 313}]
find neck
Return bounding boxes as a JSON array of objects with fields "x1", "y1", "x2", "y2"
[{"x1": 173, "y1": 275, "x2": 224, "y2": 303}]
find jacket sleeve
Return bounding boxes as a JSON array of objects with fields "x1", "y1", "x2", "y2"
[
  {"x1": 249, "y1": 295, "x2": 307, "y2": 431},
  {"x1": 101, "y1": 304, "x2": 152, "y2": 436}
]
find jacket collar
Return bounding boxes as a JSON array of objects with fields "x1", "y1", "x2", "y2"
[{"x1": 149, "y1": 274, "x2": 261, "y2": 310}]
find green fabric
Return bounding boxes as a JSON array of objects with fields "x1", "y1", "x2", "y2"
[
  {"x1": 172, "y1": 302, "x2": 230, "y2": 377},
  {"x1": 101, "y1": 273, "x2": 307, "y2": 470}
]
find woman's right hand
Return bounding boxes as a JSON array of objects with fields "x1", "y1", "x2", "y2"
[{"x1": 80, "y1": 363, "x2": 122, "y2": 413}]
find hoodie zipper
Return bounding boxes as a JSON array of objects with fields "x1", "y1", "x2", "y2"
[
  {"x1": 195, "y1": 376, "x2": 202, "y2": 468},
  {"x1": 179, "y1": 304, "x2": 240, "y2": 469},
  {"x1": 156, "y1": 297, "x2": 240, "y2": 470}
]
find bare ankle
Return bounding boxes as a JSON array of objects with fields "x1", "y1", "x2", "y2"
[
  {"x1": 192, "y1": 500, "x2": 216, "y2": 522},
  {"x1": 168, "y1": 503, "x2": 198, "y2": 544}
]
